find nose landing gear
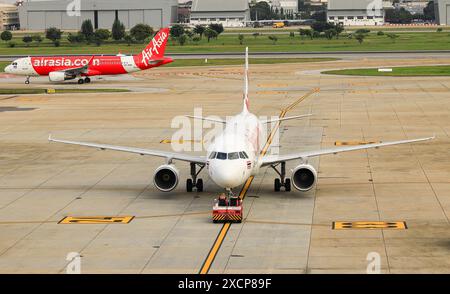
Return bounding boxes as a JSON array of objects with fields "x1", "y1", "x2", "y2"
[
  {"x1": 186, "y1": 162, "x2": 205, "y2": 192},
  {"x1": 25, "y1": 76, "x2": 30, "y2": 84},
  {"x1": 271, "y1": 162, "x2": 291, "y2": 192}
]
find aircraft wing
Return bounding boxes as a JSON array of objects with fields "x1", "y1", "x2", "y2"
[
  {"x1": 260, "y1": 136, "x2": 434, "y2": 167},
  {"x1": 48, "y1": 135, "x2": 206, "y2": 165}
]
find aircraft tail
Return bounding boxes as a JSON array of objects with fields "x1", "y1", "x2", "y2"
[
  {"x1": 243, "y1": 47, "x2": 249, "y2": 113},
  {"x1": 137, "y1": 28, "x2": 170, "y2": 68}
]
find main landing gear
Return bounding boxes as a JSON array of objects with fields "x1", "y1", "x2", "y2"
[
  {"x1": 77, "y1": 77, "x2": 91, "y2": 84},
  {"x1": 25, "y1": 76, "x2": 30, "y2": 84},
  {"x1": 186, "y1": 162, "x2": 205, "y2": 192},
  {"x1": 271, "y1": 162, "x2": 291, "y2": 192}
]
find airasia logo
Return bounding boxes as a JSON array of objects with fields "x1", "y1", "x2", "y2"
[
  {"x1": 141, "y1": 31, "x2": 167, "y2": 66},
  {"x1": 32, "y1": 58, "x2": 99, "y2": 67}
]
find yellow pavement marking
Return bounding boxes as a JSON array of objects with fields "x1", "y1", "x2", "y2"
[
  {"x1": 199, "y1": 88, "x2": 319, "y2": 275},
  {"x1": 333, "y1": 221, "x2": 407, "y2": 230},
  {"x1": 58, "y1": 216, "x2": 134, "y2": 224},
  {"x1": 335, "y1": 141, "x2": 381, "y2": 146}
]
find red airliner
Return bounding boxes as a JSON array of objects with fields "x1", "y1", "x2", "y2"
[{"x1": 4, "y1": 28, "x2": 172, "y2": 84}]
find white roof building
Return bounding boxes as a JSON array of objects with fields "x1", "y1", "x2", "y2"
[{"x1": 190, "y1": 0, "x2": 250, "y2": 27}]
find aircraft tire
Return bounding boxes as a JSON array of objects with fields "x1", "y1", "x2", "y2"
[
  {"x1": 196, "y1": 179, "x2": 203, "y2": 192},
  {"x1": 78, "y1": 79, "x2": 84, "y2": 84},
  {"x1": 285, "y1": 178, "x2": 291, "y2": 192},
  {"x1": 186, "y1": 179, "x2": 193, "y2": 192},
  {"x1": 274, "y1": 178, "x2": 281, "y2": 192}
]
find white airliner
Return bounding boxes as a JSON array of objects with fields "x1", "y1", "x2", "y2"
[{"x1": 49, "y1": 48, "x2": 434, "y2": 195}]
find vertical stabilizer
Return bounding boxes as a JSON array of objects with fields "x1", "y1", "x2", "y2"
[{"x1": 243, "y1": 47, "x2": 249, "y2": 113}]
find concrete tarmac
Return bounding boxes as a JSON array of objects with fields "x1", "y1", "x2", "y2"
[{"x1": 0, "y1": 57, "x2": 449, "y2": 273}]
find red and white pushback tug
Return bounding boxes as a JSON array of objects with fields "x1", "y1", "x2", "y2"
[{"x1": 212, "y1": 194, "x2": 243, "y2": 223}]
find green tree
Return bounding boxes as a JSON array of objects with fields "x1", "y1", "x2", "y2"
[
  {"x1": 192, "y1": 36, "x2": 201, "y2": 44},
  {"x1": 334, "y1": 23, "x2": 344, "y2": 39},
  {"x1": 250, "y1": 1, "x2": 272, "y2": 20},
  {"x1": 93, "y1": 29, "x2": 110, "y2": 46},
  {"x1": 324, "y1": 29, "x2": 336, "y2": 40},
  {"x1": 95, "y1": 29, "x2": 111, "y2": 41},
  {"x1": 81, "y1": 19, "x2": 94, "y2": 40},
  {"x1": 124, "y1": 33, "x2": 133, "y2": 46},
  {"x1": 22, "y1": 35, "x2": 33, "y2": 47},
  {"x1": 386, "y1": 33, "x2": 399, "y2": 43},
  {"x1": 423, "y1": 1, "x2": 435, "y2": 21},
  {"x1": 45, "y1": 27, "x2": 62, "y2": 46},
  {"x1": 238, "y1": 34, "x2": 244, "y2": 45},
  {"x1": 130, "y1": 23, "x2": 154, "y2": 43},
  {"x1": 311, "y1": 21, "x2": 335, "y2": 33},
  {"x1": 299, "y1": 28, "x2": 312, "y2": 40},
  {"x1": 252, "y1": 32, "x2": 260, "y2": 39},
  {"x1": 170, "y1": 24, "x2": 185, "y2": 39},
  {"x1": 193, "y1": 25, "x2": 205, "y2": 38},
  {"x1": 178, "y1": 34, "x2": 187, "y2": 46},
  {"x1": 208, "y1": 23, "x2": 224, "y2": 35},
  {"x1": 204, "y1": 28, "x2": 218, "y2": 42},
  {"x1": 268, "y1": 35, "x2": 278, "y2": 45},
  {"x1": 112, "y1": 18, "x2": 125, "y2": 41},
  {"x1": 32, "y1": 34, "x2": 42, "y2": 45},
  {"x1": 385, "y1": 7, "x2": 413, "y2": 24},
  {"x1": 1, "y1": 30, "x2": 12, "y2": 42},
  {"x1": 354, "y1": 33, "x2": 366, "y2": 44}
]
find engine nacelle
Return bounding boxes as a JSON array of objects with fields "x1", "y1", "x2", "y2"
[
  {"x1": 292, "y1": 164, "x2": 317, "y2": 192},
  {"x1": 49, "y1": 71, "x2": 76, "y2": 82},
  {"x1": 153, "y1": 164, "x2": 179, "y2": 192}
]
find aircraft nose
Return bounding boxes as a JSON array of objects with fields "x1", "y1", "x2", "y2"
[
  {"x1": 209, "y1": 161, "x2": 246, "y2": 189},
  {"x1": 4, "y1": 65, "x2": 11, "y2": 73}
]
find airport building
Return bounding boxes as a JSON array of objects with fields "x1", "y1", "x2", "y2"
[
  {"x1": 327, "y1": 0, "x2": 385, "y2": 26},
  {"x1": 18, "y1": 0, "x2": 178, "y2": 31},
  {"x1": 435, "y1": 0, "x2": 450, "y2": 25},
  {"x1": 0, "y1": 3, "x2": 20, "y2": 30},
  {"x1": 190, "y1": 0, "x2": 250, "y2": 27}
]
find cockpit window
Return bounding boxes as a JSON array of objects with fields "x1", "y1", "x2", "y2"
[
  {"x1": 209, "y1": 152, "x2": 217, "y2": 159},
  {"x1": 228, "y1": 152, "x2": 239, "y2": 160},
  {"x1": 12, "y1": 62, "x2": 17, "y2": 66},
  {"x1": 216, "y1": 152, "x2": 227, "y2": 160},
  {"x1": 243, "y1": 151, "x2": 249, "y2": 159},
  {"x1": 239, "y1": 151, "x2": 249, "y2": 159}
]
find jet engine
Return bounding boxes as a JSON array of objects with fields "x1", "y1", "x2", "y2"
[
  {"x1": 153, "y1": 165, "x2": 179, "y2": 192},
  {"x1": 292, "y1": 164, "x2": 317, "y2": 191},
  {"x1": 48, "y1": 71, "x2": 76, "y2": 82}
]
